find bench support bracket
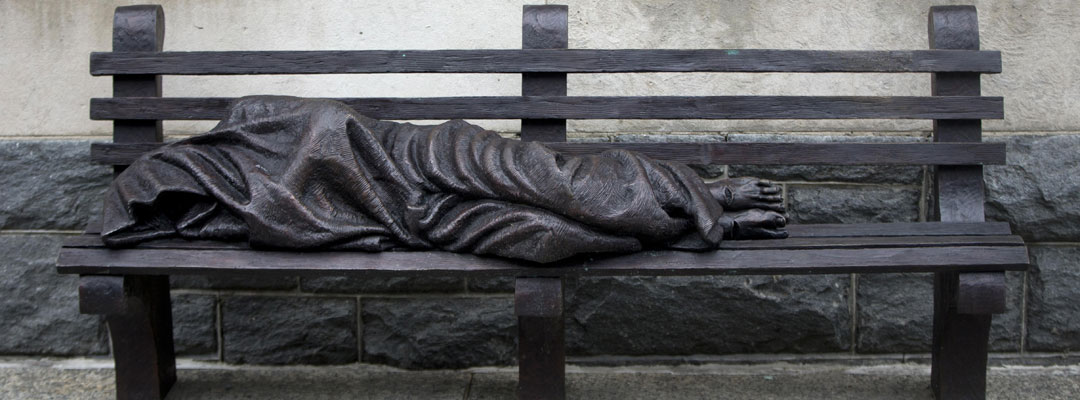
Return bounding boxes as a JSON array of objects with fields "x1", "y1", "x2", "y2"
[
  {"x1": 80, "y1": 275, "x2": 176, "y2": 400},
  {"x1": 515, "y1": 277, "x2": 566, "y2": 400}
]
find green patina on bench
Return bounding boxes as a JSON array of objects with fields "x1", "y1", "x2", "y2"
[{"x1": 58, "y1": 4, "x2": 1026, "y2": 399}]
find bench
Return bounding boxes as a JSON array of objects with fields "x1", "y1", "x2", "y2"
[{"x1": 58, "y1": 4, "x2": 1027, "y2": 400}]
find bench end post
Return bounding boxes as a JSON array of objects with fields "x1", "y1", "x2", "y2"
[
  {"x1": 111, "y1": 4, "x2": 165, "y2": 175},
  {"x1": 929, "y1": 6, "x2": 1003, "y2": 400},
  {"x1": 515, "y1": 277, "x2": 566, "y2": 400},
  {"x1": 521, "y1": 5, "x2": 568, "y2": 142},
  {"x1": 81, "y1": 275, "x2": 176, "y2": 400}
]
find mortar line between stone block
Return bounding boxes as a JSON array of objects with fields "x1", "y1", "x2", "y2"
[
  {"x1": 850, "y1": 273, "x2": 858, "y2": 355},
  {"x1": 1020, "y1": 271, "x2": 1028, "y2": 356},
  {"x1": 215, "y1": 294, "x2": 224, "y2": 362},
  {"x1": 780, "y1": 182, "x2": 787, "y2": 210},
  {"x1": 0, "y1": 135, "x2": 113, "y2": 141},
  {"x1": 1025, "y1": 242, "x2": 1080, "y2": 247},
  {"x1": 578, "y1": 130, "x2": 1080, "y2": 136},
  {"x1": 0, "y1": 229, "x2": 83, "y2": 235},
  {"x1": 356, "y1": 293, "x2": 515, "y2": 300},
  {"x1": 170, "y1": 288, "x2": 513, "y2": 299},
  {"x1": 106, "y1": 319, "x2": 116, "y2": 360},
  {"x1": 918, "y1": 166, "x2": 929, "y2": 222},
  {"x1": 782, "y1": 181, "x2": 923, "y2": 189},
  {"x1": 581, "y1": 130, "x2": 943, "y2": 136},
  {"x1": 462, "y1": 372, "x2": 474, "y2": 400},
  {"x1": 563, "y1": 351, "x2": 1080, "y2": 368},
  {"x1": 356, "y1": 296, "x2": 364, "y2": 364}
]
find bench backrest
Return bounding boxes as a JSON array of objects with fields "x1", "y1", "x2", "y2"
[{"x1": 91, "y1": 5, "x2": 1001, "y2": 224}]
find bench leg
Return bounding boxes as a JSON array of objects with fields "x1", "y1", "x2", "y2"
[
  {"x1": 80, "y1": 275, "x2": 176, "y2": 400},
  {"x1": 931, "y1": 272, "x2": 1005, "y2": 400},
  {"x1": 515, "y1": 277, "x2": 565, "y2": 400}
]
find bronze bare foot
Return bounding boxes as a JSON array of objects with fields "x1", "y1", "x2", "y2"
[
  {"x1": 720, "y1": 209, "x2": 788, "y2": 240},
  {"x1": 708, "y1": 177, "x2": 784, "y2": 212}
]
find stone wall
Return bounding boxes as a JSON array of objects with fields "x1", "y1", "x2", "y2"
[{"x1": 2, "y1": 0, "x2": 1079, "y2": 368}]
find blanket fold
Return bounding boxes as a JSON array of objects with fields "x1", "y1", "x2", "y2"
[{"x1": 103, "y1": 96, "x2": 726, "y2": 263}]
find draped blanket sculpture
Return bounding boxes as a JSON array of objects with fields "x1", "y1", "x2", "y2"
[{"x1": 102, "y1": 96, "x2": 786, "y2": 263}]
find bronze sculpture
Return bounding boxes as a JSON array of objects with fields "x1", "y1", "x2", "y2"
[{"x1": 102, "y1": 96, "x2": 786, "y2": 263}]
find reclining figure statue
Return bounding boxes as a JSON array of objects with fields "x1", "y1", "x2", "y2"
[{"x1": 102, "y1": 96, "x2": 787, "y2": 263}]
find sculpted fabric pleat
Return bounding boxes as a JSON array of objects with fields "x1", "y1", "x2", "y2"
[{"x1": 102, "y1": 96, "x2": 726, "y2": 263}]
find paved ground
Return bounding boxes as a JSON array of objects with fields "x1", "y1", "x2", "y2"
[{"x1": 1, "y1": 358, "x2": 1078, "y2": 399}]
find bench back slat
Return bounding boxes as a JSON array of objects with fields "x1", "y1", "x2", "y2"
[
  {"x1": 90, "y1": 141, "x2": 1007, "y2": 166},
  {"x1": 91, "y1": 6, "x2": 1008, "y2": 174},
  {"x1": 90, "y1": 95, "x2": 1004, "y2": 121},
  {"x1": 89, "y1": 49, "x2": 1003, "y2": 75}
]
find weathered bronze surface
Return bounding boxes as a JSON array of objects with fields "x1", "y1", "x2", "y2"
[{"x1": 101, "y1": 96, "x2": 786, "y2": 263}]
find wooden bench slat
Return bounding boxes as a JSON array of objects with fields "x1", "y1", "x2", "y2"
[
  {"x1": 90, "y1": 141, "x2": 1007, "y2": 166},
  {"x1": 61, "y1": 233, "x2": 1024, "y2": 252},
  {"x1": 783, "y1": 221, "x2": 1012, "y2": 237},
  {"x1": 56, "y1": 244, "x2": 1029, "y2": 277},
  {"x1": 89, "y1": 49, "x2": 1003, "y2": 75},
  {"x1": 76, "y1": 220, "x2": 1012, "y2": 237},
  {"x1": 90, "y1": 96, "x2": 1004, "y2": 121},
  {"x1": 551, "y1": 142, "x2": 1006, "y2": 166}
]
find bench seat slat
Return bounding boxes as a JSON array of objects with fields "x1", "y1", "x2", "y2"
[
  {"x1": 89, "y1": 49, "x2": 1003, "y2": 75},
  {"x1": 60, "y1": 233, "x2": 1024, "y2": 251},
  {"x1": 783, "y1": 221, "x2": 1012, "y2": 237},
  {"x1": 56, "y1": 244, "x2": 1029, "y2": 277},
  {"x1": 60, "y1": 222, "x2": 1027, "y2": 277},
  {"x1": 90, "y1": 141, "x2": 1007, "y2": 166},
  {"x1": 75, "y1": 221, "x2": 1016, "y2": 238},
  {"x1": 77, "y1": 221, "x2": 1012, "y2": 238},
  {"x1": 91, "y1": 96, "x2": 1004, "y2": 121}
]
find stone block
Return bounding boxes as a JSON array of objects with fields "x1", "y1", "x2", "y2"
[
  {"x1": 787, "y1": 185, "x2": 921, "y2": 224},
  {"x1": 172, "y1": 293, "x2": 217, "y2": 356},
  {"x1": 222, "y1": 296, "x2": 357, "y2": 364},
  {"x1": 0, "y1": 234, "x2": 108, "y2": 355},
  {"x1": 564, "y1": 275, "x2": 851, "y2": 356},
  {"x1": 362, "y1": 296, "x2": 515, "y2": 369},
  {"x1": 855, "y1": 272, "x2": 1023, "y2": 353},
  {"x1": 986, "y1": 134, "x2": 1080, "y2": 242},
  {"x1": 0, "y1": 140, "x2": 111, "y2": 230},
  {"x1": 300, "y1": 276, "x2": 463, "y2": 294},
  {"x1": 1026, "y1": 245, "x2": 1080, "y2": 351},
  {"x1": 727, "y1": 134, "x2": 925, "y2": 184},
  {"x1": 855, "y1": 274, "x2": 931, "y2": 353}
]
